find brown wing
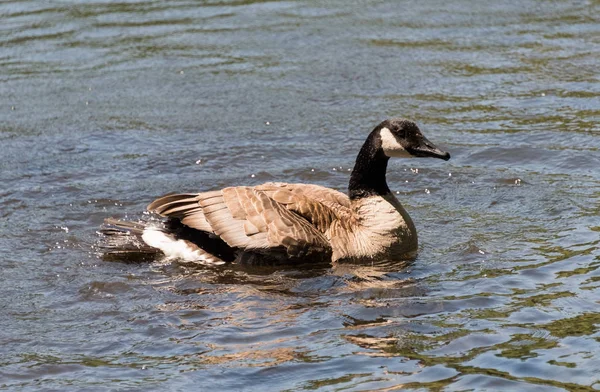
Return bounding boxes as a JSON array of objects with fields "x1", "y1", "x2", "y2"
[
  {"x1": 147, "y1": 186, "x2": 331, "y2": 258},
  {"x1": 147, "y1": 192, "x2": 212, "y2": 232},
  {"x1": 255, "y1": 182, "x2": 354, "y2": 234},
  {"x1": 256, "y1": 182, "x2": 351, "y2": 207}
]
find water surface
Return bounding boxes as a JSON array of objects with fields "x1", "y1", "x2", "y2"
[{"x1": 1, "y1": 0, "x2": 600, "y2": 390}]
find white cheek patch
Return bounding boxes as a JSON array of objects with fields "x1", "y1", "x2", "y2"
[{"x1": 380, "y1": 128, "x2": 413, "y2": 158}]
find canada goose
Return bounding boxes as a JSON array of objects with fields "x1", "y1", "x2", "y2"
[{"x1": 100, "y1": 118, "x2": 450, "y2": 264}]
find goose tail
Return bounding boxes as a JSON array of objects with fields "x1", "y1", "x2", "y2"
[
  {"x1": 98, "y1": 218, "x2": 232, "y2": 265},
  {"x1": 97, "y1": 218, "x2": 161, "y2": 262}
]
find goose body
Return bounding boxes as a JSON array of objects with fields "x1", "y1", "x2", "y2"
[{"x1": 101, "y1": 118, "x2": 450, "y2": 264}]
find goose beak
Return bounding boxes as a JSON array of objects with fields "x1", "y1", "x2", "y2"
[{"x1": 409, "y1": 136, "x2": 451, "y2": 161}]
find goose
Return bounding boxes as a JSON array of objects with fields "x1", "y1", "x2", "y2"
[{"x1": 100, "y1": 118, "x2": 450, "y2": 264}]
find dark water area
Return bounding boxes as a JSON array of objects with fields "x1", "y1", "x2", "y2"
[{"x1": 1, "y1": 0, "x2": 600, "y2": 390}]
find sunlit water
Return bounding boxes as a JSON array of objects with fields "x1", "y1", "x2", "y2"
[{"x1": 1, "y1": 0, "x2": 600, "y2": 390}]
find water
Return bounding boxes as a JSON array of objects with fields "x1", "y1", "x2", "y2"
[{"x1": 1, "y1": 0, "x2": 599, "y2": 390}]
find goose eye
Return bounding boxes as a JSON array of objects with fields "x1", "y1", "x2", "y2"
[{"x1": 393, "y1": 129, "x2": 406, "y2": 138}]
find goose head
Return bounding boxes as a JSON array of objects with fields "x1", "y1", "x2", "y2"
[
  {"x1": 349, "y1": 118, "x2": 450, "y2": 199},
  {"x1": 377, "y1": 118, "x2": 450, "y2": 161}
]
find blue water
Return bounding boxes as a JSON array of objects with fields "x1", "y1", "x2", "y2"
[{"x1": 1, "y1": 0, "x2": 599, "y2": 390}]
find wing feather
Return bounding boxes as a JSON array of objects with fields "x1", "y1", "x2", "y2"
[
  {"x1": 147, "y1": 183, "x2": 340, "y2": 260},
  {"x1": 200, "y1": 187, "x2": 330, "y2": 257},
  {"x1": 256, "y1": 182, "x2": 353, "y2": 234},
  {"x1": 147, "y1": 193, "x2": 213, "y2": 233}
]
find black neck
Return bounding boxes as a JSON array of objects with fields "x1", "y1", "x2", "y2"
[{"x1": 348, "y1": 131, "x2": 390, "y2": 199}]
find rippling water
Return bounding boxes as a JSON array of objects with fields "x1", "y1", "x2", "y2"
[{"x1": 1, "y1": 0, "x2": 600, "y2": 390}]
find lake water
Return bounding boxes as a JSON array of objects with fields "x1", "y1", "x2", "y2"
[{"x1": 1, "y1": 0, "x2": 600, "y2": 390}]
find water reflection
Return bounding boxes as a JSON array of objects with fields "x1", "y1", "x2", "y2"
[{"x1": 147, "y1": 256, "x2": 416, "y2": 296}]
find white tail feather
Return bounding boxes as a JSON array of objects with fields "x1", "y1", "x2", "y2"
[{"x1": 141, "y1": 227, "x2": 225, "y2": 265}]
